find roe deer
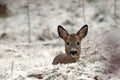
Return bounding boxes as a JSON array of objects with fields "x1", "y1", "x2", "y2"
[{"x1": 52, "y1": 25, "x2": 88, "y2": 65}]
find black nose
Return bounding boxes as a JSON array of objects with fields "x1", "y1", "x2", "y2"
[{"x1": 70, "y1": 50, "x2": 77, "y2": 55}]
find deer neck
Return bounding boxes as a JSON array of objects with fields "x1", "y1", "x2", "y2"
[{"x1": 65, "y1": 54, "x2": 79, "y2": 63}]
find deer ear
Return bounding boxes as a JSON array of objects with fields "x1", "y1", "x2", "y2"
[
  {"x1": 77, "y1": 24, "x2": 88, "y2": 39},
  {"x1": 58, "y1": 25, "x2": 69, "y2": 40}
]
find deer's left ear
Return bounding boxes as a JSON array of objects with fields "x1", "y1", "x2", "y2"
[{"x1": 77, "y1": 24, "x2": 88, "y2": 39}]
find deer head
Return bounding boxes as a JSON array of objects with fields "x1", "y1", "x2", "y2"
[{"x1": 58, "y1": 25, "x2": 88, "y2": 60}]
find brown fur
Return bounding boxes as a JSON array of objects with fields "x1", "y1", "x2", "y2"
[{"x1": 52, "y1": 25, "x2": 88, "y2": 65}]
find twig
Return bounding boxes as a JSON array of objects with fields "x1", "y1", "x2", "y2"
[
  {"x1": 113, "y1": 0, "x2": 116, "y2": 17},
  {"x1": 11, "y1": 61, "x2": 14, "y2": 80},
  {"x1": 27, "y1": 0, "x2": 31, "y2": 43},
  {"x1": 82, "y1": 0, "x2": 86, "y2": 24}
]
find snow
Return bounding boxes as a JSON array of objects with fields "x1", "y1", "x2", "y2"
[{"x1": 0, "y1": 0, "x2": 120, "y2": 80}]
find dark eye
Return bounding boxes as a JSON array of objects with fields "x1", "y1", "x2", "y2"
[
  {"x1": 77, "y1": 42, "x2": 80, "y2": 45},
  {"x1": 66, "y1": 42, "x2": 70, "y2": 45}
]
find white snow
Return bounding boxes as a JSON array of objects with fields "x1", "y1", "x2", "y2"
[{"x1": 0, "y1": 0, "x2": 120, "y2": 80}]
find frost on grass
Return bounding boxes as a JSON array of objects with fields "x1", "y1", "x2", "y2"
[
  {"x1": 0, "y1": 0, "x2": 120, "y2": 80},
  {"x1": 27, "y1": 63, "x2": 96, "y2": 80}
]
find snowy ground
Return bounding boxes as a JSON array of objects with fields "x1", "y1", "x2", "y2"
[{"x1": 0, "y1": 0, "x2": 120, "y2": 80}]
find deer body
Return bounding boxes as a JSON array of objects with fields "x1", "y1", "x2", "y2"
[
  {"x1": 52, "y1": 25, "x2": 88, "y2": 65},
  {"x1": 52, "y1": 54, "x2": 78, "y2": 64}
]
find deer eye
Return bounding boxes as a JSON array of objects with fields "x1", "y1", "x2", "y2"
[
  {"x1": 77, "y1": 42, "x2": 80, "y2": 45},
  {"x1": 66, "y1": 42, "x2": 70, "y2": 45}
]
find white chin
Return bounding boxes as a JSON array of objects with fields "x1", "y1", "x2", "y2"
[{"x1": 71, "y1": 55, "x2": 77, "y2": 58}]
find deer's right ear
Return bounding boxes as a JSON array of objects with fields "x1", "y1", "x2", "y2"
[{"x1": 58, "y1": 25, "x2": 68, "y2": 40}]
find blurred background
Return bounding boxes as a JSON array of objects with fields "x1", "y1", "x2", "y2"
[
  {"x1": 0, "y1": 0, "x2": 120, "y2": 80},
  {"x1": 0, "y1": 0, "x2": 119, "y2": 43}
]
